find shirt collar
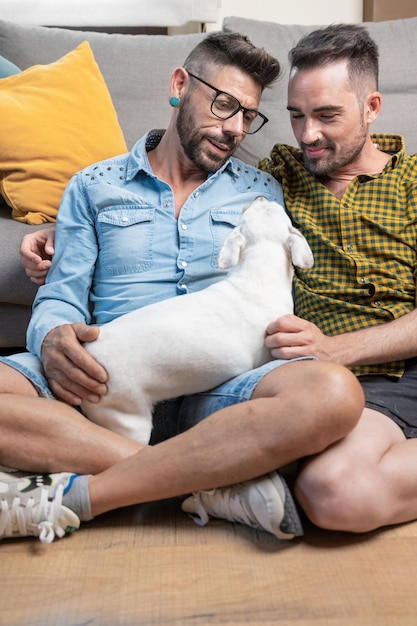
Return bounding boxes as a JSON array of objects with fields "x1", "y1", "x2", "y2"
[
  {"x1": 370, "y1": 133, "x2": 405, "y2": 154},
  {"x1": 370, "y1": 133, "x2": 406, "y2": 170},
  {"x1": 124, "y1": 129, "x2": 165, "y2": 181}
]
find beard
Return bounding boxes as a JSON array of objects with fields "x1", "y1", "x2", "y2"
[
  {"x1": 176, "y1": 97, "x2": 236, "y2": 174},
  {"x1": 301, "y1": 124, "x2": 367, "y2": 177}
]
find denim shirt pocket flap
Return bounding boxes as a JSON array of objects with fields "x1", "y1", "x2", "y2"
[
  {"x1": 97, "y1": 206, "x2": 154, "y2": 227},
  {"x1": 210, "y1": 209, "x2": 242, "y2": 228}
]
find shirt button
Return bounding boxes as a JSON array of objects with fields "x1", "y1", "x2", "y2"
[
  {"x1": 181, "y1": 261, "x2": 188, "y2": 268},
  {"x1": 180, "y1": 284, "x2": 187, "y2": 290},
  {"x1": 122, "y1": 216, "x2": 128, "y2": 222},
  {"x1": 181, "y1": 224, "x2": 188, "y2": 230},
  {"x1": 347, "y1": 243, "x2": 354, "y2": 252}
]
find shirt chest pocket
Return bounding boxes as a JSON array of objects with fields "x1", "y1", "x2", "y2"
[
  {"x1": 210, "y1": 209, "x2": 242, "y2": 268},
  {"x1": 96, "y1": 206, "x2": 155, "y2": 275}
]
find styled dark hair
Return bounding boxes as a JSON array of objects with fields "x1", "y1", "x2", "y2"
[
  {"x1": 183, "y1": 31, "x2": 281, "y2": 91},
  {"x1": 289, "y1": 23, "x2": 379, "y2": 91}
]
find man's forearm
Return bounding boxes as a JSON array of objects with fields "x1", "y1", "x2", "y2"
[{"x1": 328, "y1": 308, "x2": 417, "y2": 367}]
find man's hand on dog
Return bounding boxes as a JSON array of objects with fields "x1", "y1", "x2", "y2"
[{"x1": 41, "y1": 323, "x2": 108, "y2": 405}]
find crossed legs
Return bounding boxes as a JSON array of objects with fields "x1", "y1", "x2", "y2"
[
  {"x1": 4, "y1": 353, "x2": 417, "y2": 534},
  {"x1": 0, "y1": 359, "x2": 362, "y2": 518},
  {"x1": 84, "y1": 360, "x2": 363, "y2": 517}
]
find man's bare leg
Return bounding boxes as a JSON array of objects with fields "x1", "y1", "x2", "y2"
[
  {"x1": 0, "y1": 363, "x2": 141, "y2": 474},
  {"x1": 88, "y1": 360, "x2": 363, "y2": 515},
  {"x1": 295, "y1": 407, "x2": 417, "y2": 532},
  {"x1": 0, "y1": 360, "x2": 364, "y2": 542}
]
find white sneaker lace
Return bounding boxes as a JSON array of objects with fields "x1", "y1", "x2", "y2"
[
  {"x1": 190, "y1": 486, "x2": 256, "y2": 528},
  {"x1": 0, "y1": 484, "x2": 65, "y2": 544}
]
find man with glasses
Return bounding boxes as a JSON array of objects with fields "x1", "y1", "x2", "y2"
[{"x1": 0, "y1": 32, "x2": 362, "y2": 542}]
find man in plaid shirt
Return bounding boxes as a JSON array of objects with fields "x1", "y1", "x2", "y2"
[{"x1": 259, "y1": 23, "x2": 417, "y2": 532}]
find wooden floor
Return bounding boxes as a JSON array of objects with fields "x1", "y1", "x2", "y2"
[{"x1": 1, "y1": 497, "x2": 417, "y2": 626}]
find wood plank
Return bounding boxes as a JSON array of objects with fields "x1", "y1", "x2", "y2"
[{"x1": 1, "y1": 499, "x2": 417, "y2": 626}]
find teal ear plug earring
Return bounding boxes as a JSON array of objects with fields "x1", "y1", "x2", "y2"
[{"x1": 169, "y1": 96, "x2": 180, "y2": 107}]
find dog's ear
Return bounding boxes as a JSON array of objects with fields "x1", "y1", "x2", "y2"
[
  {"x1": 218, "y1": 227, "x2": 246, "y2": 269},
  {"x1": 287, "y1": 226, "x2": 314, "y2": 269}
]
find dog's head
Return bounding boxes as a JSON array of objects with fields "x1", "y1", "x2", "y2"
[{"x1": 218, "y1": 196, "x2": 314, "y2": 270}]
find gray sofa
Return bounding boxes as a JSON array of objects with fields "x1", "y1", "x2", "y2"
[{"x1": 0, "y1": 15, "x2": 416, "y2": 349}]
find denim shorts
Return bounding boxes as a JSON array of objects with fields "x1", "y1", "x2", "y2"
[
  {"x1": 4, "y1": 352, "x2": 417, "y2": 440},
  {"x1": 0, "y1": 352, "x2": 314, "y2": 443}
]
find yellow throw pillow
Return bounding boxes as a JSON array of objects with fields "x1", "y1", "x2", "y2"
[{"x1": 0, "y1": 41, "x2": 127, "y2": 224}]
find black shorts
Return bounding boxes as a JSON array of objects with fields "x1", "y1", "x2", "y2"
[{"x1": 358, "y1": 358, "x2": 417, "y2": 438}]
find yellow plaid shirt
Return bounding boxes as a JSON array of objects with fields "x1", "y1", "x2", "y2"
[{"x1": 258, "y1": 134, "x2": 417, "y2": 377}]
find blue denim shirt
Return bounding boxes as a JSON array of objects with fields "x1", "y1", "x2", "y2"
[{"x1": 27, "y1": 131, "x2": 284, "y2": 358}]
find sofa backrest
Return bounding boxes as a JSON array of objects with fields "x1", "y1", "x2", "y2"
[
  {"x1": 0, "y1": 16, "x2": 416, "y2": 166},
  {"x1": 0, "y1": 19, "x2": 205, "y2": 152}
]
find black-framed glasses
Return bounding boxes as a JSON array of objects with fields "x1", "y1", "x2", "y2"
[{"x1": 187, "y1": 71, "x2": 268, "y2": 135}]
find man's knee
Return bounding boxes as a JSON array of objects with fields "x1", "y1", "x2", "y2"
[
  {"x1": 295, "y1": 455, "x2": 376, "y2": 532},
  {"x1": 317, "y1": 361, "x2": 364, "y2": 425},
  {"x1": 255, "y1": 360, "x2": 364, "y2": 436}
]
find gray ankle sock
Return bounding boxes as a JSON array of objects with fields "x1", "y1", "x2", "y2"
[{"x1": 63, "y1": 474, "x2": 93, "y2": 521}]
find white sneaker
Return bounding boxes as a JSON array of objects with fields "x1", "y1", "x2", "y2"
[
  {"x1": 181, "y1": 471, "x2": 303, "y2": 540},
  {"x1": 0, "y1": 472, "x2": 80, "y2": 543}
]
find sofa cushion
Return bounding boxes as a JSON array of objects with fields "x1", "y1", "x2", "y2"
[
  {"x1": 0, "y1": 19, "x2": 205, "y2": 151},
  {"x1": 0, "y1": 41, "x2": 127, "y2": 224},
  {"x1": 224, "y1": 16, "x2": 417, "y2": 165},
  {"x1": 0, "y1": 201, "x2": 42, "y2": 306}
]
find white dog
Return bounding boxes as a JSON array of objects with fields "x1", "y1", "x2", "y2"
[{"x1": 81, "y1": 196, "x2": 314, "y2": 443}]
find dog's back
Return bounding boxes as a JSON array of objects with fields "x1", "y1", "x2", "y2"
[{"x1": 81, "y1": 197, "x2": 313, "y2": 442}]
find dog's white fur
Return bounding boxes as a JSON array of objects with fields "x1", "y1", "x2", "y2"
[{"x1": 81, "y1": 197, "x2": 314, "y2": 443}]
